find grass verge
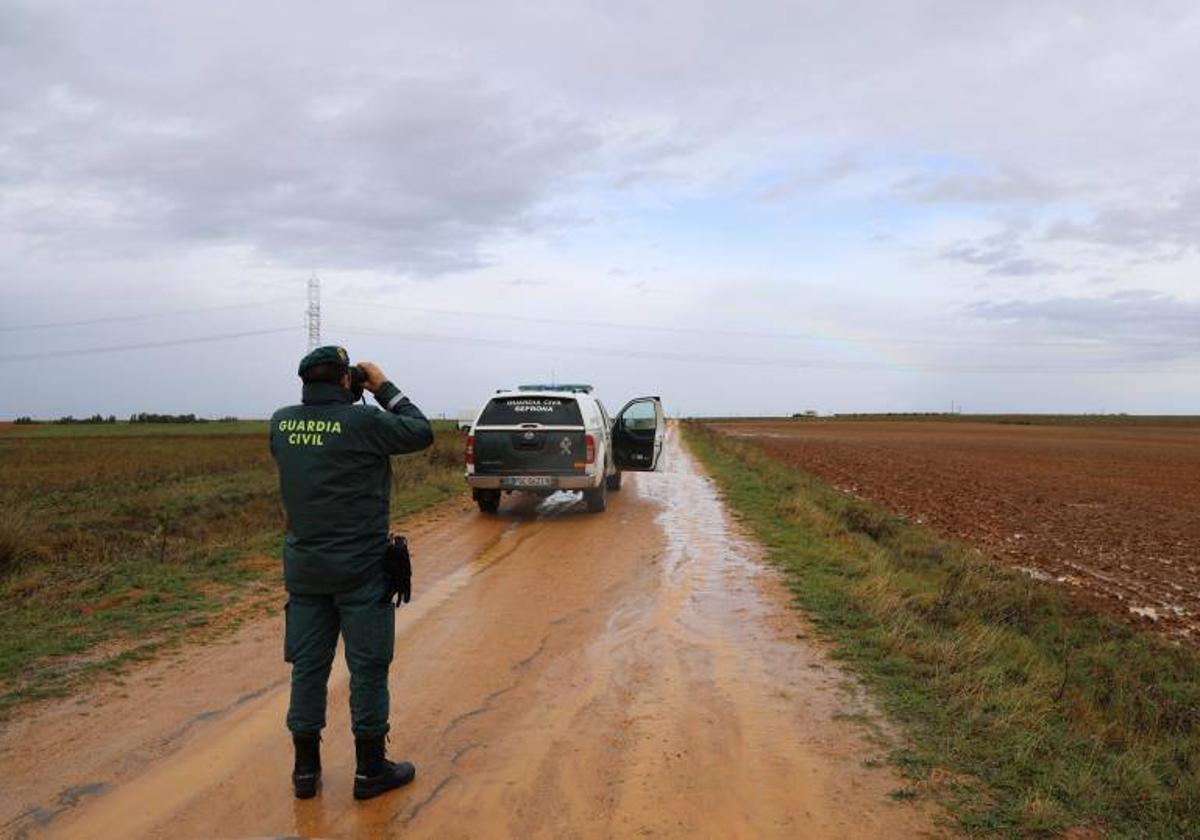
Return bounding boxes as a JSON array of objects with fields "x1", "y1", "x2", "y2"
[
  {"x1": 0, "y1": 421, "x2": 466, "y2": 717},
  {"x1": 683, "y1": 421, "x2": 1200, "y2": 838}
]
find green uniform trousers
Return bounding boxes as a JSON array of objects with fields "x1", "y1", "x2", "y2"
[{"x1": 284, "y1": 572, "x2": 394, "y2": 737}]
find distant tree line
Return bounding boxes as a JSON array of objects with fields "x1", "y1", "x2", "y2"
[
  {"x1": 834, "y1": 412, "x2": 962, "y2": 418},
  {"x1": 52, "y1": 414, "x2": 119, "y2": 425},
  {"x1": 11, "y1": 414, "x2": 242, "y2": 424},
  {"x1": 129, "y1": 413, "x2": 241, "y2": 424},
  {"x1": 130, "y1": 412, "x2": 202, "y2": 424},
  {"x1": 13, "y1": 414, "x2": 119, "y2": 425}
]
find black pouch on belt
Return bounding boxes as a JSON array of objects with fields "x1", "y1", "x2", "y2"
[{"x1": 383, "y1": 534, "x2": 412, "y2": 607}]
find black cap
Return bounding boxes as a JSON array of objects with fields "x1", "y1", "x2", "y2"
[{"x1": 297, "y1": 345, "x2": 350, "y2": 376}]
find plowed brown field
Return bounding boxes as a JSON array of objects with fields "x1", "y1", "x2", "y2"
[{"x1": 710, "y1": 419, "x2": 1200, "y2": 642}]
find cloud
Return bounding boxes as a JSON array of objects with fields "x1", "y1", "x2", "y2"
[
  {"x1": 940, "y1": 226, "x2": 1063, "y2": 277},
  {"x1": 1044, "y1": 186, "x2": 1200, "y2": 258},
  {"x1": 755, "y1": 153, "x2": 861, "y2": 203},
  {"x1": 967, "y1": 290, "x2": 1200, "y2": 352},
  {"x1": 1, "y1": 68, "x2": 599, "y2": 273},
  {"x1": 4, "y1": 0, "x2": 1200, "y2": 416},
  {"x1": 941, "y1": 182, "x2": 1200, "y2": 281},
  {"x1": 506, "y1": 278, "x2": 550, "y2": 288},
  {"x1": 5, "y1": 1, "x2": 1200, "y2": 279},
  {"x1": 894, "y1": 166, "x2": 1058, "y2": 207},
  {"x1": 942, "y1": 245, "x2": 1061, "y2": 278}
]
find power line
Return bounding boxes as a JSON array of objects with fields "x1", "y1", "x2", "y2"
[
  {"x1": 0, "y1": 299, "x2": 294, "y2": 333},
  {"x1": 331, "y1": 297, "x2": 1198, "y2": 351},
  {"x1": 327, "y1": 324, "x2": 1200, "y2": 375},
  {"x1": 0, "y1": 327, "x2": 298, "y2": 363}
]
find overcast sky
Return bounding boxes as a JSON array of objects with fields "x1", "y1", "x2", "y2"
[{"x1": 3, "y1": 0, "x2": 1199, "y2": 418}]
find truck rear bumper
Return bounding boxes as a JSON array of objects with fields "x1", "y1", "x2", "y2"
[{"x1": 467, "y1": 475, "x2": 599, "y2": 491}]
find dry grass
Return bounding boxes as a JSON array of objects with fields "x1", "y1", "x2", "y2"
[{"x1": 0, "y1": 421, "x2": 465, "y2": 714}]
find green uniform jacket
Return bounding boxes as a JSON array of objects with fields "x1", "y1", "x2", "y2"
[{"x1": 270, "y1": 380, "x2": 434, "y2": 594}]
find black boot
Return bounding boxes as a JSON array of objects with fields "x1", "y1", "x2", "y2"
[
  {"x1": 291, "y1": 733, "x2": 321, "y2": 799},
  {"x1": 353, "y1": 735, "x2": 416, "y2": 800}
]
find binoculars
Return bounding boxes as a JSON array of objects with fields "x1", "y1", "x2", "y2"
[{"x1": 349, "y1": 364, "x2": 367, "y2": 400}]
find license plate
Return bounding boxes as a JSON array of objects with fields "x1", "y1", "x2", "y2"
[{"x1": 502, "y1": 476, "x2": 555, "y2": 488}]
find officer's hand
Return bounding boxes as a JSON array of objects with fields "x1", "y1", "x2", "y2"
[{"x1": 356, "y1": 361, "x2": 388, "y2": 394}]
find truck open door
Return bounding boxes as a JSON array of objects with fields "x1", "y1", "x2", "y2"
[{"x1": 611, "y1": 397, "x2": 665, "y2": 471}]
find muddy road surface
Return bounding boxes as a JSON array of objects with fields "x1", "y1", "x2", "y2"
[{"x1": 2, "y1": 429, "x2": 935, "y2": 839}]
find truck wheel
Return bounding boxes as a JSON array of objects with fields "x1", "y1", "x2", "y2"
[
  {"x1": 583, "y1": 483, "x2": 607, "y2": 513},
  {"x1": 605, "y1": 471, "x2": 623, "y2": 491},
  {"x1": 476, "y1": 490, "x2": 500, "y2": 514}
]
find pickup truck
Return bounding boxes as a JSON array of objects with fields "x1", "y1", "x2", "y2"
[{"x1": 464, "y1": 385, "x2": 665, "y2": 513}]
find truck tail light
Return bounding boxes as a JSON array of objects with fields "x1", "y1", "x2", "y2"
[
  {"x1": 465, "y1": 434, "x2": 475, "y2": 466},
  {"x1": 585, "y1": 434, "x2": 596, "y2": 464}
]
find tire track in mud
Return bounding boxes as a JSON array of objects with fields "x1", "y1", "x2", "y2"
[
  {"x1": 391, "y1": 622, "x2": 561, "y2": 833},
  {"x1": 3, "y1": 677, "x2": 293, "y2": 838}
]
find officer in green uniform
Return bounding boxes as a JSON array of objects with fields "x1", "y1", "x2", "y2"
[{"x1": 269, "y1": 345, "x2": 433, "y2": 800}]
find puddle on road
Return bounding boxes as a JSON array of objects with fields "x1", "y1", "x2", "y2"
[
  {"x1": 534, "y1": 490, "x2": 585, "y2": 518},
  {"x1": 556, "y1": 428, "x2": 941, "y2": 838},
  {"x1": 633, "y1": 430, "x2": 778, "y2": 628},
  {"x1": 484, "y1": 489, "x2": 588, "y2": 521}
]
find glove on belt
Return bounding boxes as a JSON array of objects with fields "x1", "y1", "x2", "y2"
[{"x1": 384, "y1": 533, "x2": 412, "y2": 607}]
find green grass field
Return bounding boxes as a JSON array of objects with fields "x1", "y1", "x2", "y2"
[
  {"x1": 684, "y1": 421, "x2": 1200, "y2": 839},
  {"x1": 0, "y1": 420, "x2": 466, "y2": 715}
]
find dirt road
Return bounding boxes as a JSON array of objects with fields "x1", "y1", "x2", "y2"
[{"x1": 2, "y1": 429, "x2": 935, "y2": 839}]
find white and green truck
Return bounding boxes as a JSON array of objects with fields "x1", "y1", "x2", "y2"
[{"x1": 464, "y1": 385, "x2": 664, "y2": 514}]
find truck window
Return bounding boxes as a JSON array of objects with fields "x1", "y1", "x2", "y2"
[
  {"x1": 620, "y1": 400, "x2": 658, "y2": 431},
  {"x1": 582, "y1": 400, "x2": 601, "y2": 428},
  {"x1": 477, "y1": 396, "x2": 584, "y2": 426}
]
